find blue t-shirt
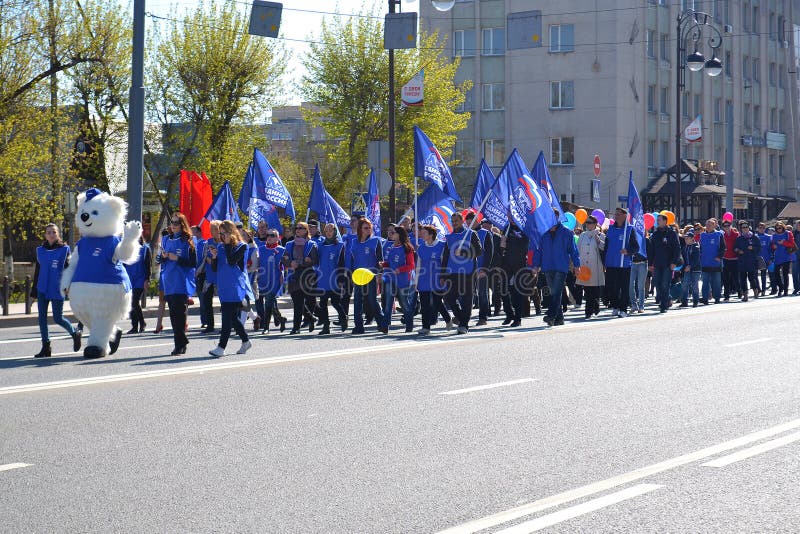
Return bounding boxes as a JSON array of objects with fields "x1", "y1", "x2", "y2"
[
  {"x1": 36, "y1": 245, "x2": 70, "y2": 300},
  {"x1": 72, "y1": 236, "x2": 131, "y2": 291}
]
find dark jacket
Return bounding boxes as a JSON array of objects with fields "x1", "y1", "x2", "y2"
[
  {"x1": 501, "y1": 229, "x2": 530, "y2": 273},
  {"x1": 648, "y1": 226, "x2": 682, "y2": 268},
  {"x1": 734, "y1": 233, "x2": 762, "y2": 272},
  {"x1": 681, "y1": 242, "x2": 701, "y2": 272}
]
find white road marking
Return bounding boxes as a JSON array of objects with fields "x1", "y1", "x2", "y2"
[
  {"x1": 702, "y1": 430, "x2": 800, "y2": 468},
  {"x1": 0, "y1": 463, "x2": 31, "y2": 472},
  {"x1": 439, "y1": 378, "x2": 537, "y2": 395},
  {"x1": 496, "y1": 484, "x2": 663, "y2": 533},
  {"x1": 4, "y1": 335, "x2": 71, "y2": 345},
  {"x1": 436, "y1": 418, "x2": 800, "y2": 534},
  {"x1": 0, "y1": 343, "x2": 175, "y2": 361},
  {"x1": 724, "y1": 337, "x2": 773, "y2": 348}
]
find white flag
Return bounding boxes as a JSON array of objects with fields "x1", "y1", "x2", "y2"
[
  {"x1": 684, "y1": 114, "x2": 702, "y2": 142},
  {"x1": 401, "y1": 69, "x2": 424, "y2": 107}
]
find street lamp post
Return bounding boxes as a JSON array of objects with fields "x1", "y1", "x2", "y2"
[
  {"x1": 675, "y1": 10, "x2": 722, "y2": 223},
  {"x1": 386, "y1": 0, "x2": 454, "y2": 223}
]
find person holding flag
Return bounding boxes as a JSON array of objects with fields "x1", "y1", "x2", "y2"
[
  {"x1": 533, "y1": 209, "x2": 581, "y2": 327},
  {"x1": 441, "y1": 212, "x2": 483, "y2": 334},
  {"x1": 626, "y1": 173, "x2": 649, "y2": 314},
  {"x1": 604, "y1": 207, "x2": 639, "y2": 318}
]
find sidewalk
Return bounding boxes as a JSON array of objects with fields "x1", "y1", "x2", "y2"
[{"x1": 0, "y1": 295, "x2": 293, "y2": 328}]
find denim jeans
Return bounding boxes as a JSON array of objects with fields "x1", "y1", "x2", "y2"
[
  {"x1": 701, "y1": 271, "x2": 722, "y2": 302},
  {"x1": 652, "y1": 267, "x2": 672, "y2": 311},
  {"x1": 354, "y1": 279, "x2": 385, "y2": 330},
  {"x1": 681, "y1": 271, "x2": 700, "y2": 304},
  {"x1": 792, "y1": 261, "x2": 800, "y2": 293},
  {"x1": 37, "y1": 291, "x2": 75, "y2": 342},
  {"x1": 388, "y1": 285, "x2": 416, "y2": 329},
  {"x1": 544, "y1": 270, "x2": 567, "y2": 321},
  {"x1": 629, "y1": 262, "x2": 647, "y2": 311}
]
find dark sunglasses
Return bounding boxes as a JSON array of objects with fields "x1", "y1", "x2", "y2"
[{"x1": 170, "y1": 220, "x2": 180, "y2": 224}]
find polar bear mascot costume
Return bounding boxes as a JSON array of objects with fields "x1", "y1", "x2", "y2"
[{"x1": 61, "y1": 188, "x2": 142, "y2": 359}]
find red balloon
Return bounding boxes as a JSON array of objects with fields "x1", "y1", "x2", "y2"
[{"x1": 643, "y1": 213, "x2": 655, "y2": 230}]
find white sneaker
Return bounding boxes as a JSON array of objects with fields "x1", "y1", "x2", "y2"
[
  {"x1": 417, "y1": 328, "x2": 430, "y2": 335},
  {"x1": 209, "y1": 346, "x2": 225, "y2": 358},
  {"x1": 456, "y1": 326, "x2": 468, "y2": 334},
  {"x1": 618, "y1": 310, "x2": 628, "y2": 318},
  {"x1": 611, "y1": 308, "x2": 619, "y2": 317},
  {"x1": 236, "y1": 341, "x2": 252, "y2": 354},
  {"x1": 446, "y1": 320, "x2": 453, "y2": 331}
]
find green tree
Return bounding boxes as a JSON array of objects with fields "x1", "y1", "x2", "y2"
[{"x1": 300, "y1": 12, "x2": 471, "y2": 204}]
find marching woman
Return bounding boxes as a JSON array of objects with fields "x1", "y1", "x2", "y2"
[
  {"x1": 733, "y1": 220, "x2": 761, "y2": 301},
  {"x1": 316, "y1": 223, "x2": 347, "y2": 335},
  {"x1": 208, "y1": 221, "x2": 253, "y2": 357},
  {"x1": 575, "y1": 215, "x2": 606, "y2": 319},
  {"x1": 255, "y1": 227, "x2": 286, "y2": 334},
  {"x1": 349, "y1": 218, "x2": 387, "y2": 334},
  {"x1": 160, "y1": 212, "x2": 196, "y2": 355},
  {"x1": 199, "y1": 221, "x2": 221, "y2": 333},
  {"x1": 153, "y1": 228, "x2": 170, "y2": 333},
  {"x1": 282, "y1": 221, "x2": 319, "y2": 334},
  {"x1": 416, "y1": 224, "x2": 448, "y2": 335},
  {"x1": 384, "y1": 226, "x2": 416, "y2": 332},
  {"x1": 124, "y1": 236, "x2": 152, "y2": 333},
  {"x1": 772, "y1": 221, "x2": 794, "y2": 297},
  {"x1": 31, "y1": 223, "x2": 82, "y2": 358}
]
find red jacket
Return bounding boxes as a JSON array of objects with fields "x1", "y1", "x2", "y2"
[{"x1": 722, "y1": 228, "x2": 740, "y2": 260}]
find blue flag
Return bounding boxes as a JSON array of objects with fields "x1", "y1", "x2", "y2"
[
  {"x1": 249, "y1": 198, "x2": 283, "y2": 234},
  {"x1": 531, "y1": 150, "x2": 566, "y2": 223},
  {"x1": 627, "y1": 171, "x2": 647, "y2": 259},
  {"x1": 366, "y1": 168, "x2": 381, "y2": 231},
  {"x1": 309, "y1": 164, "x2": 350, "y2": 227},
  {"x1": 469, "y1": 159, "x2": 509, "y2": 229},
  {"x1": 237, "y1": 162, "x2": 255, "y2": 214},
  {"x1": 498, "y1": 149, "x2": 556, "y2": 247},
  {"x1": 252, "y1": 148, "x2": 295, "y2": 221},
  {"x1": 413, "y1": 126, "x2": 462, "y2": 203},
  {"x1": 414, "y1": 183, "x2": 455, "y2": 237},
  {"x1": 203, "y1": 180, "x2": 241, "y2": 223}
]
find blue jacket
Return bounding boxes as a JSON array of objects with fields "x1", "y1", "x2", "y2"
[
  {"x1": 647, "y1": 227, "x2": 681, "y2": 268},
  {"x1": 699, "y1": 230, "x2": 725, "y2": 271},
  {"x1": 772, "y1": 231, "x2": 794, "y2": 264},
  {"x1": 534, "y1": 225, "x2": 580, "y2": 273},
  {"x1": 756, "y1": 232, "x2": 773, "y2": 264},
  {"x1": 681, "y1": 242, "x2": 701, "y2": 272},
  {"x1": 604, "y1": 223, "x2": 639, "y2": 268},
  {"x1": 734, "y1": 233, "x2": 761, "y2": 272}
]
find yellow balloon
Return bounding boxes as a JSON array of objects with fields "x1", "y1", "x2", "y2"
[
  {"x1": 575, "y1": 208, "x2": 588, "y2": 225},
  {"x1": 351, "y1": 267, "x2": 376, "y2": 286}
]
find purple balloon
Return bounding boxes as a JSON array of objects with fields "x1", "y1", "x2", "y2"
[{"x1": 591, "y1": 209, "x2": 605, "y2": 226}]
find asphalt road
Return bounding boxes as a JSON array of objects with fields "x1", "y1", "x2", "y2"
[{"x1": 1, "y1": 296, "x2": 799, "y2": 533}]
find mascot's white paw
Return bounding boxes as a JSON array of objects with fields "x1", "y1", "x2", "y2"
[{"x1": 123, "y1": 220, "x2": 142, "y2": 243}]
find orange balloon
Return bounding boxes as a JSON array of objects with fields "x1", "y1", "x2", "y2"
[
  {"x1": 663, "y1": 210, "x2": 676, "y2": 226},
  {"x1": 575, "y1": 208, "x2": 588, "y2": 225},
  {"x1": 576, "y1": 265, "x2": 592, "y2": 282}
]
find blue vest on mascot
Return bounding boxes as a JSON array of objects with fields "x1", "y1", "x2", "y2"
[
  {"x1": 72, "y1": 236, "x2": 131, "y2": 291},
  {"x1": 36, "y1": 245, "x2": 70, "y2": 300}
]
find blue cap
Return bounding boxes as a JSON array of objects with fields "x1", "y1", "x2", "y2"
[{"x1": 84, "y1": 188, "x2": 102, "y2": 202}]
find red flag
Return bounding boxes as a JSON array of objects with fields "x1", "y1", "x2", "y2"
[
  {"x1": 179, "y1": 169, "x2": 192, "y2": 218},
  {"x1": 192, "y1": 171, "x2": 213, "y2": 238}
]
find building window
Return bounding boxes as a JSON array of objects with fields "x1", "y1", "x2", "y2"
[
  {"x1": 456, "y1": 86, "x2": 474, "y2": 112},
  {"x1": 660, "y1": 141, "x2": 669, "y2": 168},
  {"x1": 753, "y1": 152, "x2": 760, "y2": 177},
  {"x1": 743, "y1": 56, "x2": 750, "y2": 80},
  {"x1": 693, "y1": 94, "x2": 702, "y2": 117},
  {"x1": 769, "y1": 62, "x2": 776, "y2": 86},
  {"x1": 454, "y1": 140, "x2": 474, "y2": 167},
  {"x1": 481, "y1": 83, "x2": 505, "y2": 110},
  {"x1": 779, "y1": 155, "x2": 785, "y2": 177},
  {"x1": 770, "y1": 108, "x2": 777, "y2": 130},
  {"x1": 754, "y1": 105, "x2": 761, "y2": 130},
  {"x1": 549, "y1": 24, "x2": 574, "y2": 53},
  {"x1": 778, "y1": 15, "x2": 785, "y2": 41},
  {"x1": 551, "y1": 137, "x2": 575, "y2": 165},
  {"x1": 770, "y1": 12, "x2": 777, "y2": 40},
  {"x1": 779, "y1": 110, "x2": 786, "y2": 133},
  {"x1": 752, "y1": 6, "x2": 759, "y2": 33},
  {"x1": 779, "y1": 67, "x2": 786, "y2": 88},
  {"x1": 714, "y1": 0, "x2": 723, "y2": 23},
  {"x1": 647, "y1": 85, "x2": 656, "y2": 112},
  {"x1": 744, "y1": 103, "x2": 751, "y2": 129},
  {"x1": 725, "y1": 50, "x2": 732, "y2": 77},
  {"x1": 660, "y1": 87, "x2": 669, "y2": 115},
  {"x1": 482, "y1": 139, "x2": 505, "y2": 167},
  {"x1": 647, "y1": 30, "x2": 656, "y2": 58},
  {"x1": 648, "y1": 140, "x2": 656, "y2": 169},
  {"x1": 482, "y1": 27, "x2": 505, "y2": 56},
  {"x1": 682, "y1": 93, "x2": 689, "y2": 118},
  {"x1": 453, "y1": 30, "x2": 476, "y2": 57},
  {"x1": 714, "y1": 98, "x2": 722, "y2": 123},
  {"x1": 743, "y1": 2, "x2": 750, "y2": 32},
  {"x1": 660, "y1": 34, "x2": 670, "y2": 63},
  {"x1": 752, "y1": 58, "x2": 760, "y2": 82},
  {"x1": 769, "y1": 154, "x2": 776, "y2": 177},
  {"x1": 550, "y1": 80, "x2": 574, "y2": 109},
  {"x1": 743, "y1": 152, "x2": 750, "y2": 176}
]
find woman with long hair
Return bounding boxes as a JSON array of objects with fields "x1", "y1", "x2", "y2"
[
  {"x1": 208, "y1": 221, "x2": 253, "y2": 357},
  {"x1": 255, "y1": 226, "x2": 286, "y2": 334},
  {"x1": 160, "y1": 212, "x2": 196, "y2": 355},
  {"x1": 384, "y1": 226, "x2": 416, "y2": 332},
  {"x1": 281, "y1": 221, "x2": 319, "y2": 334},
  {"x1": 31, "y1": 223, "x2": 82, "y2": 358},
  {"x1": 772, "y1": 221, "x2": 793, "y2": 297},
  {"x1": 153, "y1": 228, "x2": 170, "y2": 333}
]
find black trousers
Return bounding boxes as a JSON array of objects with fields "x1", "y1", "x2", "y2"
[
  {"x1": 420, "y1": 290, "x2": 449, "y2": 329},
  {"x1": 501, "y1": 271, "x2": 526, "y2": 322},
  {"x1": 165, "y1": 294, "x2": 188, "y2": 348},
  {"x1": 130, "y1": 287, "x2": 145, "y2": 328},
  {"x1": 290, "y1": 289, "x2": 316, "y2": 329},
  {"x1": 319, "y1": 290, "x2": 346, "y2": 326},
  {"x1": 722, "y1": 259, "x2": 740, "y2": 298},
  {"x1": 444, "y1": 273, "x2": 474, "y2": 328},
  {"x1": 775, "y1": 262, "x2": 791, "y2": 294},
  {"x1": 582, "y1": 286, "x2": 601, "y2": 317},
  {"x1": 605, "y1": 267, "x2": 631, "y2": 312},
  {"x1": 219, "y1": 301, "x2": 248, "y2": 348},
  {"x1": 201, "y1": 283, "x2": 215, "y2": 329},
  {"x1": 738, "y1": 270, "x2": 759, "y2": 296}
]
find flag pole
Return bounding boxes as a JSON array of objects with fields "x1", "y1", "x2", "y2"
[
  {"x1": 458, "y1": 173, "x2": 502, "y2": 250},
  {"x1": 414, "y1": 174, "x2": 420, "y2": 284},
  {"x1": 621, "y1": 170, "x2": 631, "y2": 268}
]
